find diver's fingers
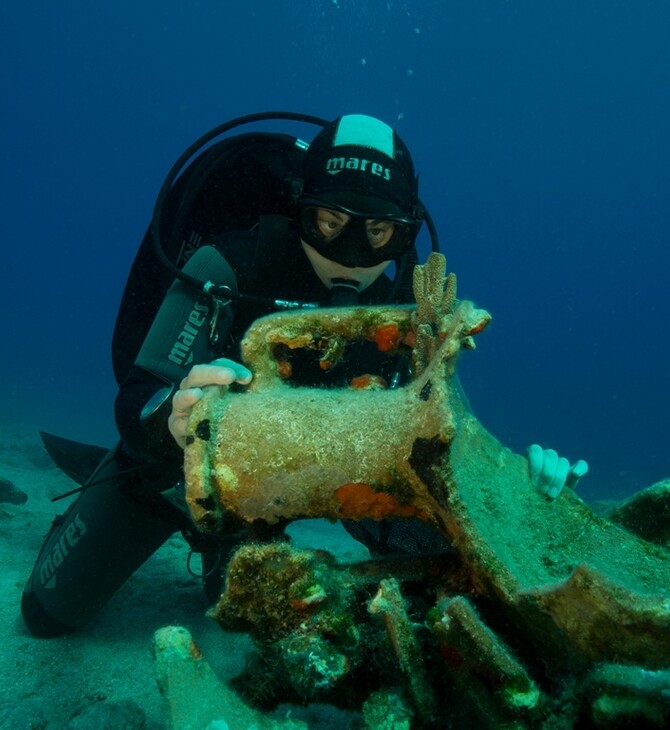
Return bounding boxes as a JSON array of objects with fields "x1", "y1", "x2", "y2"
[
  {"x1": 526, "y1": 444, "x2": 544, "y2": 486},
  {"x1": 537, "y1": 448, "x2": 558, "y2": 493},
  {"x1": 527, "y1": 446, "x2": 588, "y2": 498},
  {"x1": 547, "y1": 456, "x2": 571, "y2": 499},
  {"x1": 168, "y1": 387, "x2": 204, "y2": 449},
  {"x1": 171, "y1": 387, "x2": 204, "y2": 417},
  {"x1": 209, "y1": 358, "x2": 253, "y2": 383},
  {"x1": 180, "y1": 359, "x2": 252, "y2": 390},
  {"x1": 566, "y1": 459, "x2": 589, "y2": 490}
]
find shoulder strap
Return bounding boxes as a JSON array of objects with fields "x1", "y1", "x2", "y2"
[{"x1": 113, "y1": 133, "x2": 304, "y2": 385}]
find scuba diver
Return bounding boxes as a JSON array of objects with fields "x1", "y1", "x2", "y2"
[{"x1": 21, "y1": 112, "x2": 588, "y2": 638}]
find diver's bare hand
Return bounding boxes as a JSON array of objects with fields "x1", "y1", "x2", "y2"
[
  {"x1": 168, "y1": 358, "x2": 252, "y2": 448},
  {"x1": 526, "y1": 444, "x2": 589, "y2": 499}
]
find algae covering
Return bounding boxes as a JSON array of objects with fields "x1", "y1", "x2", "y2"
[{"x1": 169, "y1": 253, "x2": 670, "y2": 729}]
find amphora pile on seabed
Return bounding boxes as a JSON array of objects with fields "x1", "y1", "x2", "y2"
[{"x1": 154, "y1": 253, "x2": 670, "y2": 729}]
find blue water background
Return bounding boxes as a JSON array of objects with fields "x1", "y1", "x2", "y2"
[{"x1": 2, "y1": 1, "x2": 668, "y2": 503}]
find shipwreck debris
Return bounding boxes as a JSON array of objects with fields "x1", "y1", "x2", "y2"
[{"x1": 160, "y1": 253, "x2": 670, "y2": 728}]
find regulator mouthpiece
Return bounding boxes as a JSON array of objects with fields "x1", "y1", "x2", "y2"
[{"x1": 329, "y1": 279, "x2": 360, "y2": 307}]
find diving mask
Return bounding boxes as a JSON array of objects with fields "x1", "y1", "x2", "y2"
[{"x1": 299, "y1": 201, "x2": 419, "y2": 268}]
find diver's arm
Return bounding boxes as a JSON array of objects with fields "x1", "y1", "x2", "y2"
[
  {"x1": 114, "y1": 245, "x2": 239, "y2": 462},
  {"x1": 115, "y1": 369, "x2": 183, "y2": 463}
]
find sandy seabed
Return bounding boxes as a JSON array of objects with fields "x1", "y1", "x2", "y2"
[{"x1": 0, "y1": 428, "x2": 367, "y2": 730}]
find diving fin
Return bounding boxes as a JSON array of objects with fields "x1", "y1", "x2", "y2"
[{"x1": 39, "y1": 431, "x2": 109, "y2": 486}]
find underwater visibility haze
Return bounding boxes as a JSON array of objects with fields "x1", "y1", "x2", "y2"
[
  {"x1": 1, "y1": 2, "x2": 670, "y2": 729},
  {"x1": 1, "y1": 2, "x2": 669, "y2": 510}
]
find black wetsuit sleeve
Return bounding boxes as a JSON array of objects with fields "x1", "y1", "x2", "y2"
[
  {"x1": 114, "y1": 369, "x2": 184, "y2": 465},
  {"x1": 113, "y1": 236, "x2": 252, "y2": 465}
]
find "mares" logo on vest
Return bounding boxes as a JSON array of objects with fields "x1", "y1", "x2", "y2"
[{"x1": 39, "y1": 513, "x2": 88, "y2": 590}]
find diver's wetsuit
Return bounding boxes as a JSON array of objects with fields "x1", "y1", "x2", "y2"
[{"x1": 21, "y1": 225, "x2": 448, "y2": 638}]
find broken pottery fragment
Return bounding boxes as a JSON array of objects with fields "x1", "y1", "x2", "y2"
[{"x1": 153, "y1": 625, "x2": 305, "y2": 730}]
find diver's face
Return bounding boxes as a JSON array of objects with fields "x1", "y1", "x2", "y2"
[
  {"x1": 301, "y1": 207, "x2": 393, "y2": 292},
  {"x1": 302, "y1": 241, "x2": 392, "y2": 291}
]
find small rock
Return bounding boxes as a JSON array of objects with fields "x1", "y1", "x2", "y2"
[
  {"x1": 608, "y1": 479, "x2": 670, "y2": 546},
  {"x1": 0, "y1": 477, "x2": 28, "y2": 505}
]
